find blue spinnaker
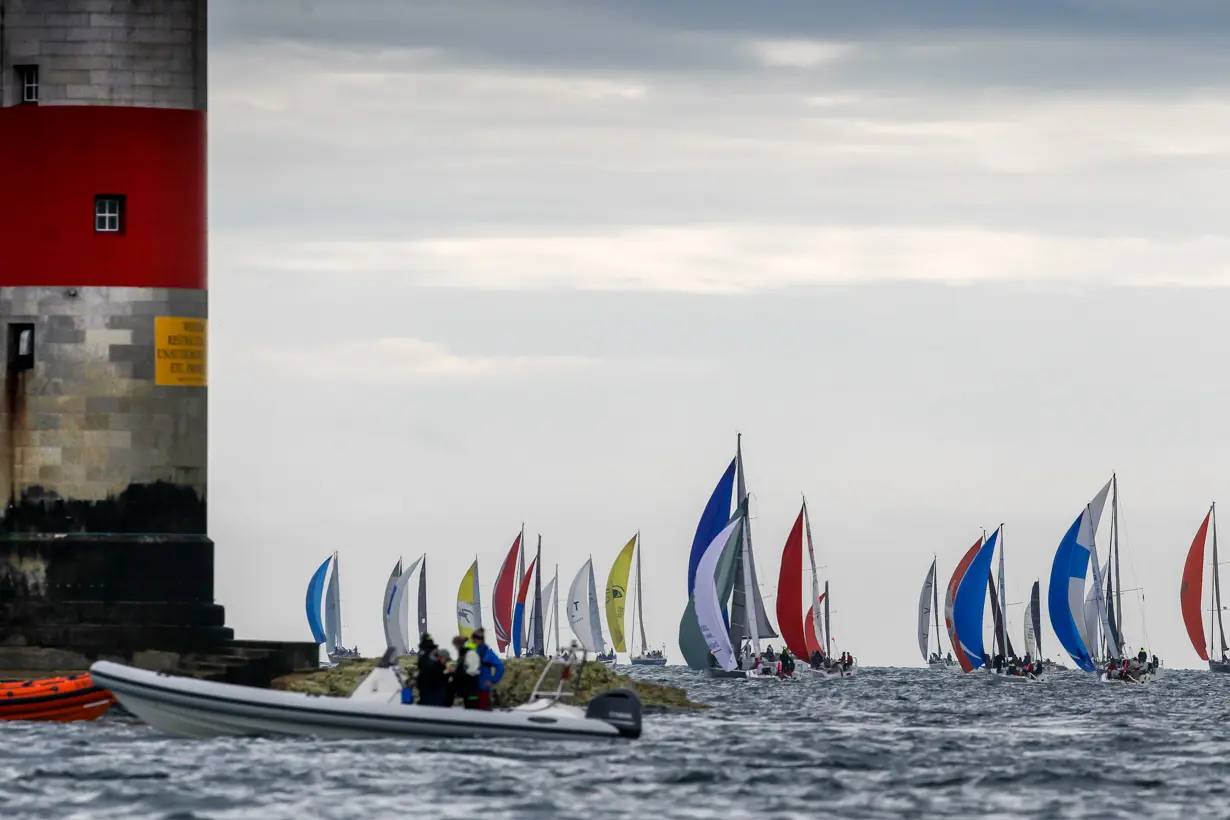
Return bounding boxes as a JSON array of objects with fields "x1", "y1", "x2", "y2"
[
  {"x1": 686, "y1": 458, "x2": 737, "y2": 597},
  {"x1": 512, "y1": 602, "x2": 526, "y2": 657},
  {"x1": 305, "y1": 555, "x2": 331, "y2": 644},
  {"x1": 1049, "y1": 512, "x2": 1093, "y2": 671},
  {"x1": 1046, "y1": 478, "x2": 1113, "y2": 673},
  {"x1": 953, "y1": 527, "x2": 999, "y2": 669}
]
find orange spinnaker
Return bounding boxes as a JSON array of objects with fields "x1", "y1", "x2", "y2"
[
  {"x1": 0, "y1": 673, "x2": 116, "y2": 722},
  {"x1": 945, "y1": 537, "x2": 984, "y2": 673},
  {"x1": 1181, "y1": 511, "x2": 1211, "y2": 662}
]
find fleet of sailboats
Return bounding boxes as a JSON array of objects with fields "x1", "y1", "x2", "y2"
[{"x1": 298, "y1": 452, "x2": 1230, "y2": 681}]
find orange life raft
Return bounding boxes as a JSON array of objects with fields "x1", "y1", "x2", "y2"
[{"x1": 0, "y1": 673, "x2": 116, "y2": 721}]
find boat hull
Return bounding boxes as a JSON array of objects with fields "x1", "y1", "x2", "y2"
[
  {"x1": 0, "y1": 674, "x2": 116, "y2": 722},
  {"x1": 630, "y1": 658, "x2": 667, "y2": 666},
  {"x1": 809, "y1": 662, "x2": 858, "y2": 679},
  {"x1": 89, "y1": 661, "x2": 633, "y2": 741},
  {"x1": 1210, "y1": 660, "x2": 1230, "y2": 673}
]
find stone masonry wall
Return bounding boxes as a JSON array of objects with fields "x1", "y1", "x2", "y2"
[
  {"x1": 0, "y1": 0, "x2": 207, "y2": 110},
  {"x1": 0, "y1": 286, "x2": 206, "y2": 525}
]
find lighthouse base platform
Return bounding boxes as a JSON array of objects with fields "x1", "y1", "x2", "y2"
[{"x1": 0, "y1": 533, "x2": 318, "y2": 685}]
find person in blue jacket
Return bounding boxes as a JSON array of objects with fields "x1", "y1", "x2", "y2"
[{"x1": 470, "y1": 628, "x2": 504, "y2": 710}]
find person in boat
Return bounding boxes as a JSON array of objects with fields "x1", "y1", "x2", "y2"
[
  {"x1": 764, "y1": 646, "x2": 777, "y2": 663},
  {"x1": 1137, "y1": 647, "x2": 1147, "y2": 664},
  {"x1": 448, "y1": 636, "x2": 480, "y2": 707},
  {"x1": 415, "y1": 634, "x2": 449, "y2": 707},
  {"x1": 470, "y1": 628, "x2": 505, "y2": 711},
  {"x1": 810, "y1": 650, "x2": 823, "y2": 669},
  {"x1": 945, "y1": 651, "x2": 953, "y2": 664}
]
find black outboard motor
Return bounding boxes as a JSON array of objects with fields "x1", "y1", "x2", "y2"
[{"x1": 585, "y1": 688, "x2": 643, "y2": 739}]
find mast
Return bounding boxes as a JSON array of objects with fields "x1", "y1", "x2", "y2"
[
  {"x1": 1213, "y1": 503, "x2": 1228, "y2": 659},
  {"x1": 634, "y1": 531, "x2": 648, "y2": 655},
  {"x1": 417, "y1": 555, "x2": 428, "y2": 640},
  {"x1": 823, "y1": 580, "x2": 831, "y2": 653},
  {"x1": 733, "y1": 433, "x2": 762, "y2": 655},
  {"x1": 517, "y1": 522, "x2": 527, "y2": 651},
  {"x1": 1085, "y1": 501, "x2": 1114, "y2": 665},
  {"x1": 932, "y1": 555, "x2": 942, "y2": 654},
  {"x1": 553, "y1": 564, "x2": 560, "y2": 653},
  {"x1": 1111, "y1": 473, "x2": 1123, "y2": 651},
  {"x1": 996, "y1": 524, "x2": 1007, "y2": 660},
  {"x1": 803, "y1": 496, "x2": 824, "y2": 658},
  {"x1": 531, "y1": 534, "x2": 544, "y2": 655}
]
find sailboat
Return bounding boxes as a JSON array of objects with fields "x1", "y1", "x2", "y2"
[
  {"x1": 382, "y1": 554, "x2": 427, "y2": 657},
  {"x1": 1180, "y1": 503, "x2": 1230, "y2": 672},
  {"x1": 606, "y1": 532, "x2": 666, "y2": 666},
  {"x1": 567, "y1": 557, "x2": 606, "y2": 656},
  {"x1": 678, "y1": 435, "x2": 772, "y2": 678},
  {"x1": 777, "y1": 497, "x2": 852, "y2": 678},
  {"x1": 546, "y1": 564, "x2": 562, "y2": 656},
  {"x1": 520, "y1": 536, "x2": 547, "y2": 657},
  {"x1": 918, "y1": 557, "x2": 954, "y2": 668},
  {"x1": 492, "y1": 529, "x2": 524, "y2": 656},
  {"x1": 947, "y1": 525, "x2": 1035, "y2": 680},
  {"x1": 456, "y1": 558, "x2": 483, "y2": 639},
  {"x1": 1022, "y1": 580, "x2": 1046, "y2": 668},
  {"x1": 305, "y1": 551, "x2": 356, "y2": 665},
  {"x1": 1047, "y1": 476, "x2": 1159, "y2": 682}
]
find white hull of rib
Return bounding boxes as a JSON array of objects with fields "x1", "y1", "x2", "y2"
[{"x1": 89, "y1": 661, "x2": 622, "y2": 741}]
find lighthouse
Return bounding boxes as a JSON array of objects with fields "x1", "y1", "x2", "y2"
[{"x1": 0, "y1": 0, "x2": 246, "y2": 674}]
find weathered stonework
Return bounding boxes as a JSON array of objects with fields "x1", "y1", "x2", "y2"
[
  {"x1": 0, "y1": 286, "x2": 206, "y2": 530},
  {"x1": 0, "y1": 0, "x2": 207, "y2": 110}
]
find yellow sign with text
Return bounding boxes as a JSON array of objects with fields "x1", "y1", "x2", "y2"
[{"x1": 154, "y1": 317, "x2": 207, "y2": 387}]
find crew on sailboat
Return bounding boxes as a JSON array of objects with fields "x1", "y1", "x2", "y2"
[{"x1": 414, "y1": 634, "x2": 449, "y2": 706}]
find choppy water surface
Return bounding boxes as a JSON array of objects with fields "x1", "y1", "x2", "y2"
[{"x1": 2, "y1": 666, "x2": 1229, "y2": 819}]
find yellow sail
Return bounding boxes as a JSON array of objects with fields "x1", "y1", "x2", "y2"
[
  {"x1": 605, "y1": 534, "x2": 637, "y2": 652},
  {"x1": 457, "y1": 559, "x2": 479, "y2": 639}
]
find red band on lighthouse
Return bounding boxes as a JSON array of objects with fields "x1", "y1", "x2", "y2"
[{"x1": 0, "y1": 106, "x2": 206, "y2": 290}]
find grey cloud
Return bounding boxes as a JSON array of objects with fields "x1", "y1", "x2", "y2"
[{"x1": 210, "y1": 0, "x2": 1230, "y2": 92}]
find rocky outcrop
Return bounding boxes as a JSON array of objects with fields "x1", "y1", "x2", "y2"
[{"x1": 272, "y1": 656, "x2": 707, "y2": 710}]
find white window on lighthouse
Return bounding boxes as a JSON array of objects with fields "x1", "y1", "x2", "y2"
[
  {"x1": 16, "y1": 65, "x2": 39, "y2": 104},
  {"x1": 95, "y1": 195, "x2": 126, "y2": 233}
]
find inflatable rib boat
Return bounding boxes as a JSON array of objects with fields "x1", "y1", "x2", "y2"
[
  {"x1": 90, "y1": 644, "x2": 642, "y2": 741},
  {"x1": 0, "y1": 673, "x2": 116, "y2": 721}
]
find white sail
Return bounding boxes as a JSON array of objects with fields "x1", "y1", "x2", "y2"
[
  {"x1": 1082, "y1": 558, "x2": 1110, "y2": 661},
  {"x1": 567, "y1": 558, "x2": 604, "y2": 653},
  {"x1": 1023, "y1": 601, "x2": 1036, "y2": 659},
  {"x1": 381, "y1": 558, "x2": 402, "y2": 652},
  {"x1": 695, "y1": 517, "x2": 744, "y2": 671},
  {"x1": 389, "y1": 555, "x2": 424, "y2": 656},
  {"x1": 803, "y1": 500, "x2": 824, "y2": 658},
  {"x1": 918, "y1": 559, "x2": 936, "y2": 662},
  {"x1": 548, "y1": 568, "x2": 560, "y2": 653},
  {"x1": 323, "y1": 552, "x2": 342, "y2": 655}
]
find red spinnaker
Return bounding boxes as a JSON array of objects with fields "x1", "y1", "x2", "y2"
[
  {"x1": 492, "y1": 533, "x2": 522, "y2": 651},
  {"x1": 945, "y1": 537, "x2": 984, "y2": 673},
  {"x1": 775, "y1": 506, "x2": 809, "y2": 659},
  {"x1": 516, "y1": 556, "x2": 538, "y2": 609},
  {"x1": 804, "y1": 595, "x2": 826, "y2": 656},
  {"x1": 1181, "y1": 511, "x2": 1211, "y2": 662}
]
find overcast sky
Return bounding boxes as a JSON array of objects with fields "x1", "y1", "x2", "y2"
[{"x1": 206, "y1": 0, "x2": 1230, "y2": 668}]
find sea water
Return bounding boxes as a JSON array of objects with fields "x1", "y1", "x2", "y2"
[{"x1": 1, "y1": 666, "x2": 1226, "y2": 819}]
